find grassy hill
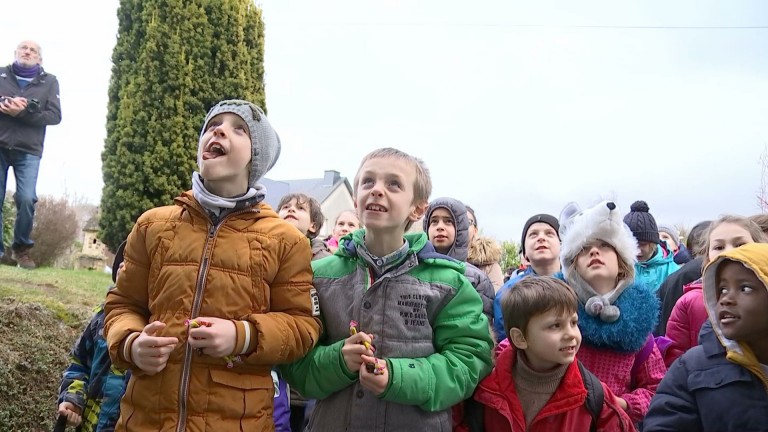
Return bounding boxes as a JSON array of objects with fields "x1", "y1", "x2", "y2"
[{"x1": 0, "y1": 266, "x2": 111, "y2": 431}]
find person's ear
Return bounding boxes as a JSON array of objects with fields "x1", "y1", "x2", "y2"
[
  {"x1": 308, "y1": 222, "x2": 317, "y2": 235},
  {"x1": 509, "y1": 327, "x2": 528, "y2": 350},
  {"x1": 409, "y1": 201, "x2": 428, "y2": 222}
]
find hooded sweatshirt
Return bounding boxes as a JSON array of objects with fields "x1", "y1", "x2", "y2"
[
  {"x1": 423, "y1": 198, "x2": 495, "y2": 322},
  {"x1": 644, "y1": 243, "x2": 768, "y2": 432}
]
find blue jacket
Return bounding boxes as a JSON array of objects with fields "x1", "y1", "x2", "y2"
[
  {"x1": 635, "y1": 244, "x2": 680, "y2": 295},
  {"x1": 643, "y1": 324, "x2": 768, "y2": 431},
  {"x1": 58, "y1": 303, "x2": 129, "y2": 432},
  {"x1": 492, "y1": 268, "x2": 564, "y2": 342}
]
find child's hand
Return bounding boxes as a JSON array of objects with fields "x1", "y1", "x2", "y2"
[
  {"x1": 131, "y1": 321, "x2": 179, "y2": 375},
  {"x1": 341, "y1": 332, "x2": 375, "y2": 372},
  {"x1": 187, "y1": 317, "x2": 236, "y2": 358},
  {"x1": 57, "y1": 401, "x2": 82, "y2": 427},
  {"x1": 359, "y1": 354, "x2": 388, "y2": 396},
  {"x1": 614, "y1": 395, "x2": 628, "y2": 411}
]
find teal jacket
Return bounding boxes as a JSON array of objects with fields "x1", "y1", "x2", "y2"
[
  {"x1": 280, "y1": 230, "x2": 493, "y2": 431},
  {"x1": 635, "y1": 244, "x2": 680, "y2": 294}
]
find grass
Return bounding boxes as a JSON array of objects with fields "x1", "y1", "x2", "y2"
[
  {"x1": 0, "y1": 265, "x2": 112, "y2": 431},
  {"x1": 0, "y1": 265, "x2": 112, "y2": 325}
]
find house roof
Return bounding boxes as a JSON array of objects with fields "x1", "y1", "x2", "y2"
[
  {"x1": 83, "y1": 215, "x2": 100, "y2": 232},
  {"x1": 261, "y1": 170, "x2": 353, "y2": 209}
]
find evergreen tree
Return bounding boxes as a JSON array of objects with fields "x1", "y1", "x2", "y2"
[{"x1": 100, "y1": 0, "x2": 266, "y2": 250}]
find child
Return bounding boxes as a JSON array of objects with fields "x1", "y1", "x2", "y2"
[
  {"x1": 456, "y1": 276, "x2": 635, "y2": 431},
  {"x1": 104, "y1": 99, "x2": 322, "y2": 431},
  {"x1": 644, "y1": 243, "x2": 768, "y2": 431},
  {"x1": 280, "y1": 147, "x2": 494, "y2": 431},
  {"x1": 57, "y1": 242, "x2": 130, "y2": 431},
  {"x1": 559, "y1": 201, "x2": 667, "y2": 423},
  {"x1": 326, "y1": 209, "x2": 360, "y2": 253},
  {"x1": 466, "y1": 206, "x2": 505, "y2": 290},
  {"x1": 664, "y1": 215, "x2": 766, "y2": 365},
  {"x1": 277, "y1": 192, "x2": 331, "y2": 260},
  {"x1": 493, "y1": 213, "x2": 563, "y2": 342},
  {"x1": 423, "y1": 197, "x2": 495, "y2": 322},
  {"x1": 622, "y1": 201, "x2": 680, "y2": 294}
]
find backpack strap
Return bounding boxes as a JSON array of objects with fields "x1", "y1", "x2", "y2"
[
  {"x1": 630, "y1": 335, "x2": 655, "y2": 387},
  {"x1": 463, "y1": 397, "x2": 485, "y2": 432},
  {"x1": 578, "y1": 360, "x2": 604, "y2": 432}
]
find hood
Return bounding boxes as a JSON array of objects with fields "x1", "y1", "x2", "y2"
[
  {"x1": 639, "y1": 244, "x2": 675, "y2": 268},
  {"x1": 422, "y1": 197, "x2": 469, "y2": 261},
  {"x1": 703, "y1": 243, "x2": 768, "y2": 367},
  {"x1": 468, "y1": 235, "x2": 502, "y2": 266}
]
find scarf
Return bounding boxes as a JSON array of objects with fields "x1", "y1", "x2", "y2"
[
  {"x1": 191, "y1": 172, "x2": 264, "y2": 217},
  {"x1": 11, "y1": 61, "x2": 40, "y2": 79}
]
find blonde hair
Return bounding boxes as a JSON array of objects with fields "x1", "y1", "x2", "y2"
[
  {"x1": 702, "y1": 215, "x2": 768, "y2": 267},
  {"x1": 353, "y1": 148, "x2": 432, "y2": 230},
  {"x1": 748, "y1": 214, "x2": 768, "y2": 237}
]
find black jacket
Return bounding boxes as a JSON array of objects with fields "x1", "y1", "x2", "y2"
[
  {"x1": 655, "y1": 256, "x2": 703, "y2": 336},
  {"x1": 0, "y1": 65, "x2": 62, "y2": 157}
]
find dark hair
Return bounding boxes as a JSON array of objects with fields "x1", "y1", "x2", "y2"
[
  {"x1": 501, "y1": 276, "x2": 578, "y2": 339},
  {"x1": 686, "y1": 220, "x2": 712, "y2": 257},
  {"x1": 277, "y1": 193, "x2": 325, "y2": 239},
  {"x1": 465, "y1": 205, "x2": 477, "y2": 227}
]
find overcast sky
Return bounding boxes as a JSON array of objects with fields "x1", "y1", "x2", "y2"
[{"x1": 4, "y1": 1, "x2": 767, "y2": 242}]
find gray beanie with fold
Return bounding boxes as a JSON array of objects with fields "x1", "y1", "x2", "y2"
[{"x1": 198, "y1": 99, "x2": 281, "y2": 187}]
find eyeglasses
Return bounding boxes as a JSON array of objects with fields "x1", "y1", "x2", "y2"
[{"x1": 17, "y1": 45, "x2": 39, "y2": 55}]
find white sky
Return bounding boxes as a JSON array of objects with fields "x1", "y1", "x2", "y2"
[{"x1": 5, "y1": 1, "x2": 768, "y2": 243}]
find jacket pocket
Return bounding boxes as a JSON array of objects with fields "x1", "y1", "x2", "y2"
[
  {"x1": 688, "y1": 366, "x2": 753, "y2": 390},
  {"x1": 208, "y1": 369, "x2": 274, "y2": 427}
]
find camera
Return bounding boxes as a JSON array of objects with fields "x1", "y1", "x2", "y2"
[{"x1": 26, "y1": 98, "x2": 40, "y2": 113}]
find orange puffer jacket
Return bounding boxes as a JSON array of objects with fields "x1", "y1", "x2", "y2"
[{"x1": 104, "y1": 191, "x2": 321, "y2": 432}]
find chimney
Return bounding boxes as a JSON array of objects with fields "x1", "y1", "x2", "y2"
[{"x1": 324, "y1": 170, "x2": 341, "y2": 186}]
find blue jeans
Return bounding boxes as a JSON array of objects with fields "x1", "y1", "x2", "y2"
[{"x1": 0, "y1": 149, "x2": 41, "y2": 257}]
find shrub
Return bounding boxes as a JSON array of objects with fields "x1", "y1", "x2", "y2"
[{"x1": 29, "y1": 196, "x2": 79, "y2": 267}]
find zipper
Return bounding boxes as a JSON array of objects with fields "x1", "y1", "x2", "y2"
[{"x1": 175, "y1": 208, "x2": 256, "y2": 432}]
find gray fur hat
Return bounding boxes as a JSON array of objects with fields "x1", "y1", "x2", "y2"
[
  {"x1": 559, "y1": 201, "x2": 639, "y2": 322},
  {"x1": 198, "y1": 99, "x2": 281, "y2": 187}
]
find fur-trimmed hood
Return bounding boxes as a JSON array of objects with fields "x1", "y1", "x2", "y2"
[{"x1": 468, "y1": 235, "x2": 502, "y2": 266}]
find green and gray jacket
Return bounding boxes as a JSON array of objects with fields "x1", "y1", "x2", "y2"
[{"x1": 281, "y1": 230, "x2": 494, "y2": 431}]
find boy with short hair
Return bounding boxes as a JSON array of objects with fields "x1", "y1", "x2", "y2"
[
  {"x1": 492, "y1": 213, "x2": 562, "y2": 342},
  {"x1": 277, "y1": 192, "x2": 331, "y2": 260},
  {"x1": 104, "y1": 99, "x2": 322, "y2": 431},
  {"x1": 56, "y1": 241, "x2": 130, "y2": 431},
  {"x1": 457, "y1": 277, "x2": 635, "y2": 432},
  {"x1": 644, "y1": 242, "x2": 768, "y2": 432},
  {"x1": 423, "y1": 197, "x2": 495, "y2": 322},
  {"x1": 281, "y1": 147, "x2": 493, "y2": 431}
]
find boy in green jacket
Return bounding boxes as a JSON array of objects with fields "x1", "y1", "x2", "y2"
[{"x1": 281, "y1": 147, "x2": 493, "y2": 431}]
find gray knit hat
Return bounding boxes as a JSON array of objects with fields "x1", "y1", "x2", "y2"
[
  {"x1": 658, "y1": 224, "x2": 680, "y2": 247},
  {"x1": 198, "y1": 99, "x2": 281, "y2": 187}
]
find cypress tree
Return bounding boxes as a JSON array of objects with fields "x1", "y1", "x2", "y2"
[{"x1": 100, "y1": 0, "x2": 266, "y2": 250}]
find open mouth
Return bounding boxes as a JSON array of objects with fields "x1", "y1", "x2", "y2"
[
  {"x1": 366, "y1": 204, "x2": 387, "y2": 212},
  {"x1": 588, "y1": 259, "x2": 604, "y2": 268},
  {"x1": 559, "y1": 346, "x2": 577, "y2": 353},
  {"x1": 719, "y1": 311, "x2": 739, "y2": 324},
  {"x1": 202, "y1": 142, "x2": 226, "y2": 160},
  {"x1": 535, "y1": 245, "x2": 548, "y2": 251}
]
